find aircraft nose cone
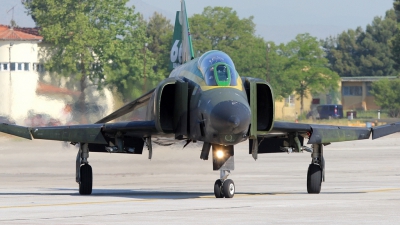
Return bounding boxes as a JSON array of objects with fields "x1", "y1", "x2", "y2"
[
  {"x1": 210, "y1": 100, "x2": 251, "y2": 133},
  {"x1": 228, "y1": 115, "x2": 240, "y2": 128}
]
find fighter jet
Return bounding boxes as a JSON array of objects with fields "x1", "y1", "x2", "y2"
[{"x1": 1, "y1": 0, "x2": 400, "y2": 198}]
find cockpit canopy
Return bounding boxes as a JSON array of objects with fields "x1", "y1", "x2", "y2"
[{"x1": 198, "y1": 50, "x2": 238, "y2": 86}]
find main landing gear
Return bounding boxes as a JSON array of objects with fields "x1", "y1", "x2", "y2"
[
  {"x1": 76, "y1": 143, "x2": 93, "y2": 195},
  {"x1": 307, "y1": 144, "x2": 324, "y2": 194}
]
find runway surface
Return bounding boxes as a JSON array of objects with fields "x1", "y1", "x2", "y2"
[{"x1": 0, "y1": 133, "x2": 400, "y2": 224}]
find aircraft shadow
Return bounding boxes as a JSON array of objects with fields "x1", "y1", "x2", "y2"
[
  {"x1": 0, "y1": 189, "x2": 209, "y2": 199},
  {"x1": 0, "y1": 188, "x2": 366, "y2": 199}
]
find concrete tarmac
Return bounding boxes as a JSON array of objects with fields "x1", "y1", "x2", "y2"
[{"x1": 0, "y1": 133, "x2": 400, "y2": 224}]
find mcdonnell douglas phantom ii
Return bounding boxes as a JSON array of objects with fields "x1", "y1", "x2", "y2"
[{"x1": 1, "y1": 1, "x2": 400, "y2": 198}]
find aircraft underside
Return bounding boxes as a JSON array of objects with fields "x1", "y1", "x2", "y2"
[{"x1": 75, "y1": 134, "x2": 325, "y2": 198}]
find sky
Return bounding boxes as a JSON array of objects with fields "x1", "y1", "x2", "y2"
[{"x1": 0, "y1": 0, "x2": 395, "y2": 43}]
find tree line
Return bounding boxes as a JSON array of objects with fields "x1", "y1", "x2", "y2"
[{"x1": 24, "y1": 0, "x2": 400, "y2": 117}]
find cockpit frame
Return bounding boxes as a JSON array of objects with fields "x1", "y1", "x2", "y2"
[{"x1": 199, "y1": 50, "x2": 238, "y2": 87}]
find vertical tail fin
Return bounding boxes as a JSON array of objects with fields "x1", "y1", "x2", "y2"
[
  {"x1": 181, "y1": 0, "x2": 194, "y2": 62},
  {"x1": 169, "y1": 0, "x2": 194, "y2": 71}
]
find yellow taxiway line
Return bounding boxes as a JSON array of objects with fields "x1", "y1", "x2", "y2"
[{"x1": 2, "y1": 188, "x2": 400, "y2": 209}]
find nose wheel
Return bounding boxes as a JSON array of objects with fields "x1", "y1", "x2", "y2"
[
  {"x1": 214, "y1": 180, "x2": 224, "y2": 198},
  {"x1": 214, "y1": 179, "x2": 235, "y2": 198},
  {"x1": 214, "y1": 169, "x2": 235, "y2": 198}
]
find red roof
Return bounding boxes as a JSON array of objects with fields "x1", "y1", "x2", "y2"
[
  {"x1": 36, "y1": 82, "x2": 80, "y2": 97},
  {"x1": 0, "y1": 24, "x2": 42, "y2": 41},
  {"x1": 14, "y1": 27, "x2": 41, "y2": 37},
  {"x1": 0, "y1": 25, "x2": 8, "y2": 32}
]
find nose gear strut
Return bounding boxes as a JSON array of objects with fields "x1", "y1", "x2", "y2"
[{"x1": 211, "y1": 145, "x2": 235, "y2": 198}]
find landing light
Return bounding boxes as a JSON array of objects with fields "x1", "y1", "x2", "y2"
[{"x1": 216, "y1": 150, "x2": 224, "y2": 159}]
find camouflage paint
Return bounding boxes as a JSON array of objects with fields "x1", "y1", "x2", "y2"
[{"x1": 308, "y1": 126, "x2": 371, "y2": 144}]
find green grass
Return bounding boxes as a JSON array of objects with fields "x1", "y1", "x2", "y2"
[{"x1": 351, "y1": 110, "x2": 390, "y2": 119}]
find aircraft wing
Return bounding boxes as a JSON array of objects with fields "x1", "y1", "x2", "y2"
[
  {"x1": 95, "y1": 89, "x2": 154, "y2": 124},
  {"x1": 270, "y1": 121, "x2": 400, "y2": 144},
  {"x1": 0, "y1": 121, "x2": 157, "y2": 144},
  {"x1": 0, "y1": 87, "x2": 158, "y2": 145}
]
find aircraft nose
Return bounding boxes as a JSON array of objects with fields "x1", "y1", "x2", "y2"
[
  {"x1": 228, "y1": 115, "x2": 240, "y2": 128},
  {"x1": 210, "y1": 100, "x2": 251, "y2": 134}
]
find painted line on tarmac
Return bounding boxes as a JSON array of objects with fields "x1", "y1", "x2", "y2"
[
  {"x1": 200, "y1": 188, "x2": 400, "y2": 199},
  {"x1": 3, "y1": 188, "x2": 400, "y2": 209},
  {"x1": 0, "y1": 199, "x2": 156, "y2": 209},
  {"x1": 364, "y1": 188, "x2": 400, "y2": 193}
]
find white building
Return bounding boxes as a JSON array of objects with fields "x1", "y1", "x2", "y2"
[
  {"x1": 0, "y1": 25, "x2": 43, "y2": 122},
  {"x1": 0, "y1": 25, "x2": 113, "y2": 124}
]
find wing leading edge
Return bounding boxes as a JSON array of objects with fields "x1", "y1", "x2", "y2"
[
  {"x1": 0, "y1": 121, "x2": 157, "y2": 144},
  {"x1": 271, "y1": 121, "x2": 400, "y2": 144}
]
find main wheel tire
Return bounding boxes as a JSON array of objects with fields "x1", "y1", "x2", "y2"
[
  {"x1": 214, "y1": 179, "x2": 224, "y2": 198},
  {"x1": 79, "y1": 164, "x2": 93, "y2": 195},
  {"x1": 222, "y1": 179, "x2": 235, "y2": 198},
  {"x1": 307, "y1": 164, "x2": 322, "y2": 194}
]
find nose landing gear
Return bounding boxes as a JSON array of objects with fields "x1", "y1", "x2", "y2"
[
  {"x1": 214, "y1": 179, "x2": 235, "y2": 198},
  {"x1": 214, "y1": 170, "x2": 235, "y2": 198},
  {"x1": 214, "y1": 179, "x2": 224, "y2": 198},
  {"x1": 211, "y1": 144, "x2": 235, "y2": 198},
  {"x1": 223, "y1": 179, "x2": 235, "y2": 198}
]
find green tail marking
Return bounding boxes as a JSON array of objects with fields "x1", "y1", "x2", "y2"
[
  {"x1": 169, "y1": 11, "x2": 183, "y2": 71},
  {"x1": 169, "y1": 0, "x2": 195, "y2": 71}
]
